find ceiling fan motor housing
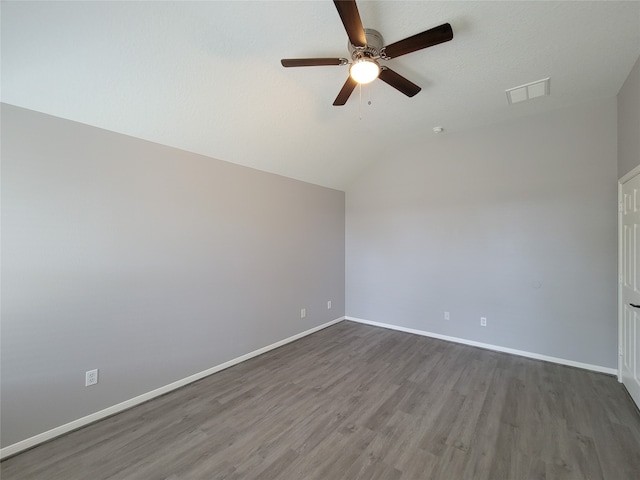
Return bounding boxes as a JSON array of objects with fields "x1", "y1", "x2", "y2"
[{"x1": 348, "y1": 28, "x2": 384, "y2": 60}]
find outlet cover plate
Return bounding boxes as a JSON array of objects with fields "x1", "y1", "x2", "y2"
[{"x1": 85, "y1": 369, "x2": 98, "y2": 386}]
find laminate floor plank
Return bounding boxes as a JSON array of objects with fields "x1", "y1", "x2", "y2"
[{"x1": 2, "y1": 321, "x2": 639, "y2": 479}]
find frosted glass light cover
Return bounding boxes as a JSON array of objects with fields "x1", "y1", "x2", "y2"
[{"x1": 350, "y1": 58, "x2": 380, "y2": 84}]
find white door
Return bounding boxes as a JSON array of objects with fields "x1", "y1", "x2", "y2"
[{"x1": 620, "y1": 170, "x2": 640, "y2": 408}]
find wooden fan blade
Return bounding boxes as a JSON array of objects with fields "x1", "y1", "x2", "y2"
[
  {"x1": 333, "y1": 0, "x2": 366, "y2": 48},
  {"x1": 378, "y1": 68, "x2": 421, "y2": 97},
  {"x1": 333, "y1": 76, "x2": 358, "y2": 105},
  {"x1": 383, "y1": 23, "x2": 453, "y2": 59},
  {"x1": 281, "y1": 58, "x2": 346, "y2": 67}
]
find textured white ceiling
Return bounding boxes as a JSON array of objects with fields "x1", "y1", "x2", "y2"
[{"x1": 2, "y1": 1, "x2": 639, "y2": 190}]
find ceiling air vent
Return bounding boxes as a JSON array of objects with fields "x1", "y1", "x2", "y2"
[{"x1": 506, "y1": 77, "x2": 550, "y2": 104}]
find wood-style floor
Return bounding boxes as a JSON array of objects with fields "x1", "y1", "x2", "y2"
[{"x1": 2, "y1": 321, "x2": 640, "y2": 479}]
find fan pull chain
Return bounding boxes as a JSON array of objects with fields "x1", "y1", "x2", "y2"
[{"x1": 359, "y1": 83, "x2": 362, "y2": 120}]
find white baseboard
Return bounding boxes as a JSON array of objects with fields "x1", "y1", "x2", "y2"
[
  {"x1": 3, "y1": 315, "x2": 616, "y2": 459},
  {"x1": 0, "y1": 317, "x2": 345, "y2": 460},
  {"x1": 345, "y1": 316, "x2": 617, "y2": 376}
]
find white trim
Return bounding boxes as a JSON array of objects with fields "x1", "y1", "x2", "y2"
[
  {"x1": 618, "y1": 180, "x2": 624, "y2": 382},
  {"x1": 345, "y1": 316, "x2": 617, "y2": 376},
  {"x1": 619, "y1": 164, "x2": 640, "y2": 184},
  {"x1": 0, "y1": 317, "x2": 345, "y2": 460}
]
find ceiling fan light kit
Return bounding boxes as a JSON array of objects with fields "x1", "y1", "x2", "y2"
[
  {"x1": 350, "y1": 57, "x2": 380, "y2": 84},
  {"x1": 281, "y1": 0, "x2": 454, "y2": 106}
]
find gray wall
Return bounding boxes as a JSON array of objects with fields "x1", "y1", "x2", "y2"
[
  {"x1": 346, "y1": 97, "x2": 618, "y2": 369},
  {"x1": 0, "y1": 103, "x2": 345, "y2": 448},
  {"x1": 618, "y1": 55, "x2": 640, "y2": 179}
]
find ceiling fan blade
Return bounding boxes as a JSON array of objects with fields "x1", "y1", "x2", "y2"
[
  {"x1": 281, "y1": 58, "x2": 346, "y2": 67},
  {"x1": 378, "y1": 68, "x2": 421, "y2": 97},
  {"x1": 383, "y1": 23, "x2": 453, "y2": 59},
  {"x1": 333, "y1": 0, "x2": 366, "y2": 48},
  {"x1": 333, "y1": 76, "x2": 358, "y2": 106}
]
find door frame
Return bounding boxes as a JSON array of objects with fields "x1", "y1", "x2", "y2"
[{"x1": 618, "y1": 164, "x2": 640, "y2": 382}]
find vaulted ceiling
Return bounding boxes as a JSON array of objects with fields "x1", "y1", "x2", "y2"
[{"x1": 2, "y1": 1, "x2": 639, "y2": 190}]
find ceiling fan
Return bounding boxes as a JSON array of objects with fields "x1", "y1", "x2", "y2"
[{"x1": 281, "y1": 0, "x2": 454, "y2": 106}]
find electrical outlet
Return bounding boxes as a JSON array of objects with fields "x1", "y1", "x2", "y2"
[
  {"x1": 327, "y1": 300, "x2": 332, "y2": 309},
  {"x1": 480, "y1": 317, "x2": 487, "y2": 327},
  {"x1": 85, "y1": 369, "x2": 98, "y2": 386},
  {"x1": 444, "y1": 311, "x2": 450, "y2": 320},
  {"x1": 301, "y1": 308, "x2": 306, "y2": 318}
]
